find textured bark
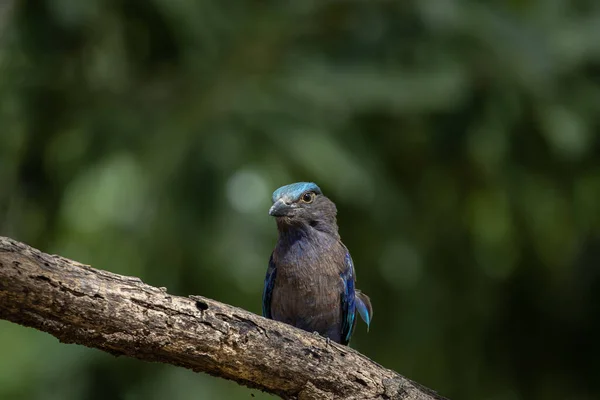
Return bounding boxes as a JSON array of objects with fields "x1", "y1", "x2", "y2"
[{"x1": 0, "y1": 236, "x2": 447, "y2": 400}]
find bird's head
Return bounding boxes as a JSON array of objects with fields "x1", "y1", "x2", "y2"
[{"x1": 269, "y1": 182, "x2": 337, "y2": 231}]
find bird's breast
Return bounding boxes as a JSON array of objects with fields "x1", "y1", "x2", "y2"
[{"x1": 270, "y1": 236, "x2": 346, "y2": 339}]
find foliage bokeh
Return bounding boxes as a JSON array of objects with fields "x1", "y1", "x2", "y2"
[{"x1": 1, "y1": 1, "x2": 600, "y2": 399}]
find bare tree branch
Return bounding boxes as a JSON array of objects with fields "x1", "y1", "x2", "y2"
[{"x1": 0, "y1": 236, "x2": 447, "y2": 400}]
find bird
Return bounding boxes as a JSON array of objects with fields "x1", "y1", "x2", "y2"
[{"x1": 262, "y1": 182, "x2": 372, "y2": 345}]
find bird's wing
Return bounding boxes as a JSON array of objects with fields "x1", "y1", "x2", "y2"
[
  {"x1": 262, "y1": 253, "x2": 277, "y2": 319},
  {"x1": 340, "y1": 252, "x2": 357, "y2": 345}
]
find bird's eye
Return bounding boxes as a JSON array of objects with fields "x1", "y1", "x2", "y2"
[{"x1": 301, "y1": 192, "x2": 315, "y2": 203}]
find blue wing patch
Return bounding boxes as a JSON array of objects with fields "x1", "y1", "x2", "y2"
[
  {"x1": 262, "y1": 254, "x2": 277, "y2": 319},
  {"x1": 340, "y1": 252, "x2": 357, "y2": 345}
]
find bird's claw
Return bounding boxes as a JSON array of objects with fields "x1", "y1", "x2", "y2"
[{"x1": 311, "y1": 331, "x2": 331, "y2": 346}]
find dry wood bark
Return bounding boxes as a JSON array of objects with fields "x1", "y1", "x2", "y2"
[{"x1": 0, "y1": 236, "x2": 447, "y2": 400}]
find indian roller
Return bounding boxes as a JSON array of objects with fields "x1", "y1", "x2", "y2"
[{"x1": 262, "y1": 182, "x2": 373, "y2": 345}]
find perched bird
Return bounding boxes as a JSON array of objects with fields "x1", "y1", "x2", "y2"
[{"x1": 262, "y1": 182, "x2": 372, "y2": 345}]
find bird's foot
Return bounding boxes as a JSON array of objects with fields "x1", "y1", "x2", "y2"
[{"x1": 311, "y1": 331, "x2": 331, "y2": 346}]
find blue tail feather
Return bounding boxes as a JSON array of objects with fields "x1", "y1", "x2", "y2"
[{"x1": 355, "y1": 290, "x2": 372, "y2": 331}]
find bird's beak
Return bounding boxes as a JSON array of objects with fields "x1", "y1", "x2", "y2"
[{"x1": 269, "y1": 199, "x2": 292, "y2": 217}]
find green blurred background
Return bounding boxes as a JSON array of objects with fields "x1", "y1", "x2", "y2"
[{"x1": 1, "y1": 1, "x2": 599, "y2": 399}]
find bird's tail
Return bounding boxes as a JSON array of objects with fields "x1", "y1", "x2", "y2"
[{"x1": 355, "y1": 290, "x2": 373, "y2": 331}]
